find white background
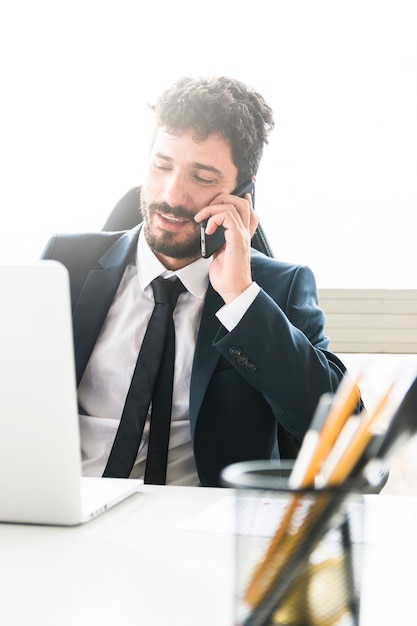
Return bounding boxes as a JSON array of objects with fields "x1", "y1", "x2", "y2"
[{"x1": 1, "y1": 0, "x2": 416, "y2": 287}]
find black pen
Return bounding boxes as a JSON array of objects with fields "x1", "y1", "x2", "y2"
[
  {"x1": 363, "y1": 376, "x2": 417, "y2": 485},
  {"x1": 373, "y1": 375, "x2": 417, "y2": 461}
]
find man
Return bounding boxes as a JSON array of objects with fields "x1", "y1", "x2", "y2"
[{"x1": 42, "y1": 76, "x2": 356, "y2": 487}]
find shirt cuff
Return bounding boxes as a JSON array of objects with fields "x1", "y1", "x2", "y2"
[{"x1": 216, "y1": 282, "x2": 261, "y2": 331}]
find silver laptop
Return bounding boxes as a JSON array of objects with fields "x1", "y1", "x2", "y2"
[{"x1": 0, "y1": 260, "x2": 141, "y2": 525}]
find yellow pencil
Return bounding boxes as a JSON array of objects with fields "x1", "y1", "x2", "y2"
[
  {"x1": 299, "y1": 373, "x2": 362, "y2": 487},
  {"x1": 325, "y1": 383, "x2": 394, "y2": 486}
]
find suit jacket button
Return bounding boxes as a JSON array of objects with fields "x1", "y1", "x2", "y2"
[
  {"x1": 246, "y1": 361, "x2": 257, "y2": 373},
  {"x1": 237, "y1": 354, "x2": 249, "y2": 366},
  {"x1": 229, "y1": 346, "x2": 241, "y2": 358}
]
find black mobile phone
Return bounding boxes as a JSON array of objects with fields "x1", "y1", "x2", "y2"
[{"x1": 200, "y1": 179, "x2": 255, "y2": 258}]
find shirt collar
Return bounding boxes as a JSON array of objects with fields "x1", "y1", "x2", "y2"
[{"x1": 136, "y1": 227, "x2": 210, "y2": 299}]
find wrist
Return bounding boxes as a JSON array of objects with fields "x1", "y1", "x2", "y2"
[
  {"x1": 222, "y1": 281, "x2": 253, "y2": 305},
  {"x1": 216, "y1": 282, "x2": 260, "y2": 331}
]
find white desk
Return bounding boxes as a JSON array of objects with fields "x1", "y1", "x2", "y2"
[
  {"x1": 1, "y1": 485, "x2": 417, "y2": 626},
  {"x1": 0, "y1": 486, "x2": 234, "y2": 626}
]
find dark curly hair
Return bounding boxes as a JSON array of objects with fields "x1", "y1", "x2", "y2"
[{"x1": 150, "y1": 76, "x2": 275, "y2": 184}]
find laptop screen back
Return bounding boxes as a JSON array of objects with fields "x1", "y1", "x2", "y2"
[{"x1": 0, "y1": 261, "x2": 84, "y2": 524}]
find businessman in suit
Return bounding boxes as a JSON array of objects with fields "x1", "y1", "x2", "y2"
[{"x1": 42, "y1": 75, "x2": 357, "y2": 487}]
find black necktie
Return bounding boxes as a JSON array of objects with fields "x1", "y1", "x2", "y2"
[{"x1": 103, "y1": 276, "x2": 185, "y2": 483}]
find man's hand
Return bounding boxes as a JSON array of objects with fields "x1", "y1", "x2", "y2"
[{"x1": 194, "y1": 191, "x2": 258, "y2": 304}]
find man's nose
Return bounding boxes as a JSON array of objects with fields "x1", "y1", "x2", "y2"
[{"x1": 162, "y1": 173, "x2": 190, "y2": 208}]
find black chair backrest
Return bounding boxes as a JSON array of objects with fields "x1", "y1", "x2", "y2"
[{"x1": 103, "y1": 186, "x2": 274, "y2": 258}]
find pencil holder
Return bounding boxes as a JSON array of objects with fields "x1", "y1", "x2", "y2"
[{"x1": 221, "y1": 460, "x2": 385, "y2": 626}]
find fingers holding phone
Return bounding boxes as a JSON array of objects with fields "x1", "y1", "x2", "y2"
[{"x1": 199, "y1": 179, "x2": 256, "y2": 258}]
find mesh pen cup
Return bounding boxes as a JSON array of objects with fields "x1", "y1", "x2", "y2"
[{"x1": 221, "y1": 460, "x2": 368, "y2": 626}]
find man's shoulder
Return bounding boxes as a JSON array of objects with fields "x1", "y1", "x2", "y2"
[
  {"x1": 250, "y1": 247, "x2": 305, "y2": 275},
  {"x1": 250, "y1": 248, "x2": 316, "y2": 293},
  {"x1": 41, "y1": 225, "x2": 140, "y2": 264},
  {"x1": 45, "y1": 226, "x2": 132, "y2": 247},
  {"x1": 41, "y1": 225, "x2": 141, "y2": 308}
]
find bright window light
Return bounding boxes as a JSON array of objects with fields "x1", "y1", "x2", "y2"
[{"x1": 1, "y1": 1, "x2": 416, "y2": 288}]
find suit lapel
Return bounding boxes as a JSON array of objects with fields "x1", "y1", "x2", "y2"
[
  {"x1": 189, "y1": 284, "x2": 223, "y2": 437},
  {"x1": 73, "y1": 226, "x2": 140, "y2": 385}
]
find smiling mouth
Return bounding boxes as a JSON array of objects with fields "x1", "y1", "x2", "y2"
[
  {"x1": 157, "y1": 211, "x2": 190, "y2": 224},
  {"x1": 154, "y1": 210, "x2": 196, "y2": 234}
]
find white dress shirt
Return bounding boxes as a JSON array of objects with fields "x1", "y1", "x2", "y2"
[{"x1": 78, "y1": 229, "x2": 260, "y2": 485}]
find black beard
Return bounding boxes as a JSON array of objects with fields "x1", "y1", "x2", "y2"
[{"x1": 141, "y1": 200, "x2": 202, "y2": 260}]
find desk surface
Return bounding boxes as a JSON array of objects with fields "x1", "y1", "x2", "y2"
[{"x1": 1, "y1": 484, "x2": 417, "y2": 626}]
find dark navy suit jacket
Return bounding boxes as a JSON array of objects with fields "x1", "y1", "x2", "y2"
[{"x1": 42, "y1": 224, "x2": 349, "y2": 486}]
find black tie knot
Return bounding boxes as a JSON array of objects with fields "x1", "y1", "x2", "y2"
[{"x1": 151, "y1": 277, "x2": 185, "y2": 310}]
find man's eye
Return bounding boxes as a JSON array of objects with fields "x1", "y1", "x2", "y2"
[
  {"x1": 195, "y1": 175, "x2": 214, "y2": 184},
  {"x1": 154, "y1": 163, "x2": 171, "y2": 171}
]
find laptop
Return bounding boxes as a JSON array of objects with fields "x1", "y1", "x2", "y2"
[{"x1": 0, "y1": 260, "x2": 141, "y2": 525}]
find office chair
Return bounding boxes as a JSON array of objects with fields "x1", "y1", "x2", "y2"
[{"x1": 103, "y1": 186, "x2": 301, "y2": 459}]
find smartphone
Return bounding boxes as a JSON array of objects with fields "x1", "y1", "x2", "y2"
[{"x1": 200, "y1": 179, "x2": 255, "y2": 258}]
